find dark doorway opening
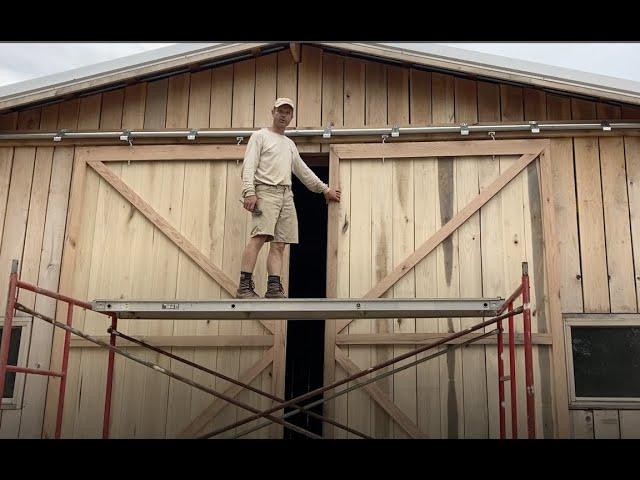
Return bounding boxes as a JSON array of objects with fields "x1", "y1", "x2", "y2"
[{"x1": 283, "y1": 160, "x2": 328, "y2": 439}]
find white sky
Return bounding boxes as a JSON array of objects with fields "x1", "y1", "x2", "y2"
[{"x1": 0, "y1": 42, "x2": 639, "y2": 87}]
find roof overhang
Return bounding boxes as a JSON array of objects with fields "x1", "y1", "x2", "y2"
[{"x1": 2, "y1": 41, "x2": 639, "y2": 113}]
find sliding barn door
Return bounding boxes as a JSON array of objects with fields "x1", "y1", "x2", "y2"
[{"x1": 323, "y1": 140, "x2": 568, "y2": 439}]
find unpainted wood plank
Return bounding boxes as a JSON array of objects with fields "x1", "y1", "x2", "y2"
[
  {"x1": 18, "y1": 147, "x2": 73, "y2": 438},
  {"x1": 596, "y1": 103, "x2": 621, "y2": 120},
  {"x1": 99, "y1": 90, "x2": 125, "y2": 130},
  {"x1": 70, "y1": 335, "x2": 274, "y2": 348},
  {"x1": 277, "y1": 50, "x2": 298, "y2": 127},
  {"x1": 16, "y1": 147, "x2": 53, "y2": 311},
  {"x1": 391, "y1": 156, "x2": 417, "y2": 439},
  {"x1": 625, "y1": 138, "x2": 640, "y2": 311},
  {"x1": 166, "y1": 159, "x2": 215, "y2": 437},
  {"x1": 81, "y1": 144, "x2": 245, "y2": 163},
  {"x1": 433, "y1": 76, "x2": 460, "y2": 439},
  {"x1": 297, "y1": 46, "x2": 322, "y2": 154},
  {"x1": 539, "y1": 149, "x2": 571, "y2": 440},
  {"x1": 144, "y1": 79, "x2": 169, "y2": 129},
  {"x1": 39, "y1": 105, "x2": 60, "y2": 132},
  {"x1": 549, "y1": 139, "x2": 582, "y2": 312},
  {"x1": 599, "y1": 137, "x2": 636, "y2": 312},
  {"x1": 0, "y1": 112, "x2": 18, "y2": 130},
  {"x1": 0, "y1": 149, "x2": 13, "y2": 250},
  {"x1": 478, "y1": 82, "x2": 503, "y2": 437},
  {"x1": 77, "y1": 95, "x2": 102, "y2": 130},
  {"x1": 73, "y1": 160, "x2": 127, "y2": 437},
  {"x1": 169, "y1": 72, "x2": 217, "y2": 436},
  {"x1": 322, "y1": 53, "x2": 344, "y2": 128},
  {"x1": 546, "y1": 94, "x2": 572, "y2": 121},
  {"x1": 325, "y1": 154, "x2": 349, "y2": 438},
  {"x1": 211, "y1": 157, "x2": 247, "y2": 436},
  {"x1": 320, "y1": 52, "x2": 344, "y2": 154},
  {"x1": 343, "y1": 58, "x2": 365, "y2": 128},
  {"x1": 73, "y1": 89, "x2": 125, "y2": 437},
  {"x1": 122, "y1": 84, "x2": 147, "y2": 130},
  {"x1": 333, "y1": 140, "x2": 547, "y2": 159},
  {"x1": 455, "y1": 77, "x2": 487, "y2": 438},
  {"x1": 524, "y1": 155, "x2": 556, "y2": 437},
  {"x1": 187, "y1": 70, "x2": 212, "y2": 129},
  {"x1": 432, "y1": 73, "x2": 455, "y2": 124},
  {"x1": 593, "y1": 410, "x2": 620, "y2": 439},
  {"x1": 478, "y1": 82, "x2": 501, "y2": 124},
  {"x1": 0, "y1": 148, "x2": 36, "y2": 315},
  {"x1": 388, "y1": 66, "x2": 416, "y2": 438},
  {"x1": 43, "y1": 102, "x2": 89, "y2": 437},
  {"x1": 254, "y1": 53, "x2": 278, "y2": 128},
  {"x1": 369, "y1": 150, "x2": 393, "y2": 438},
  {"x1": 622, "y1": 105, "x2": 640, "y2": 120},
  {"x1": 410, "y1": 69, "x2": 431, "y2": 125},
  {"x1": 387, "y1": 65, "x2": 409, "y2": 127},
  {"x1": 57, "y1": 99, "x2": 80, "y2": 130},
  {"x1": 500, "y1": 85, "x2": 524, "y2": 123},
  {"x1": 210, "y1": 65, "x2": 234, "y2": 129},
  {"x1": 436, "y1": 155, "x2": 464, "y2": 439},
  {"x1": 574, "y1": 138, "x2": 609, "y2": 311},
  {"x1": 570, "y1": 410, "x2": 594, "y2": 439},
  {"x1": 232, "y1": 59, "x2": 255, "y2": 130},
  {"x1": 138, "y1": 156, "x2": 186, "y2": 438},
  {"x1": 414, "y1": 156, "x2": 440, "y2": 437},
  {"x1": 166, "y1": 74, "x2": 191, "y2": 129},
  {"x1": 571, "y1": 98, "x2": 596, "y2": 121},
  {"x1": 111, "y1": 81, "x2": 167, "y2": 437},
  {"x1": 0, "y1": 147, "x2": 36, "y2": 438},
  {"x1": 17, "y1": 108, "x2": 41, "y2": 130},
  {"x1": 365, "y1": 61, "x2": 387, "y2": 127},
  {"x1": 500, "y1": 87, "x2": 531, "y2": 437},
  {"x1": 347, "y1": 157, "x2": 373, "y2": 438},
  {"x1": 336, "y1": 332, "x2": 552, "y2": 345},
  {"x1": 479, "y1": 151, "x2": 505, "y2": 439},
  {"x1": 523, "y1": 88, "x2": 547, "y2": 121},
  {"x1": 620, "y1": 410, "x2": 640, "y2": 438},
  {"x1": 193, "y1": 161, "x2": 229, "y2": 435}
]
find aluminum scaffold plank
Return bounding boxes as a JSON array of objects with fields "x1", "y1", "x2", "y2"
[{"x1": 91, "y1": 297, "x2": 503, "y2": 320}]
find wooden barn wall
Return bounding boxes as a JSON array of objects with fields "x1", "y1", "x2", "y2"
[{"x1": 0, "y1": 45, "x2": 639, "y2": 437}]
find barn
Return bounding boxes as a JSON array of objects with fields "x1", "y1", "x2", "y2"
[{"x1": 0, "y1": 42, "x2": 639, "y2": 439}]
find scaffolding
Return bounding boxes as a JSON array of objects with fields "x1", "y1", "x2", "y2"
[{"x1": 0, "y1": 259, "x2": 536, "y2": 439}]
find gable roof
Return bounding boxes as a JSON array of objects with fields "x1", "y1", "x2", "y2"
[{"x1": 1, "y1": 42, "x2": 639, "y2": 113}]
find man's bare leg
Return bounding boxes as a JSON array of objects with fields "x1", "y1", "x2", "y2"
[
  {"x1": 266, "y1": 242, "x2": 285, "y2": 276},
  {"x1": 265, "y1": 242, "x2": 287, "y2": 298},
  {"x1": 241, "y1": 235, "x2": 269, "y2": 273}
]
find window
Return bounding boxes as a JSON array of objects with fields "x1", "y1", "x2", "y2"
[
  {"x1": 0, "y1": 318, "x2": 30, "y2": 409},
  {"x1": 565, "y1": 315, "x2": 640, "y2": 408},
  {"x1": 1, "y1": 327, "x2": 22, "y2": 399}
]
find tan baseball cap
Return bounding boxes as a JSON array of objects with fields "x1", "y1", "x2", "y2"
[{"x1": 273, "y1": 97, "x2": 295, "y2": 109}]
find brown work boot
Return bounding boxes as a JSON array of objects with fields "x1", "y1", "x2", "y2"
[
  {"x1": 236, "y1": 276, "x2": 259, "y2": 299},
  {"x1": 264, "y1": 278, "x2": 287, "y2": 299}
]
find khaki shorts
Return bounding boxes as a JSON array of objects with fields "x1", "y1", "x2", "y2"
[{"x1": 249, "y1": 184, "x2": 299, "y2": 244}]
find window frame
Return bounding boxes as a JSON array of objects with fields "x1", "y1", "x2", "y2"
[
  {"x1": 564, "y1": 314, "x2": 640, "y2": 409},
  {"x1": 1, "y1": 316, "x2": 32, "y2": 410}
]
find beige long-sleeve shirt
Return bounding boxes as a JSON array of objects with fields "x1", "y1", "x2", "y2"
[{"x1": 241, "y1": 128, "x2": 330, "y2": 198}]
